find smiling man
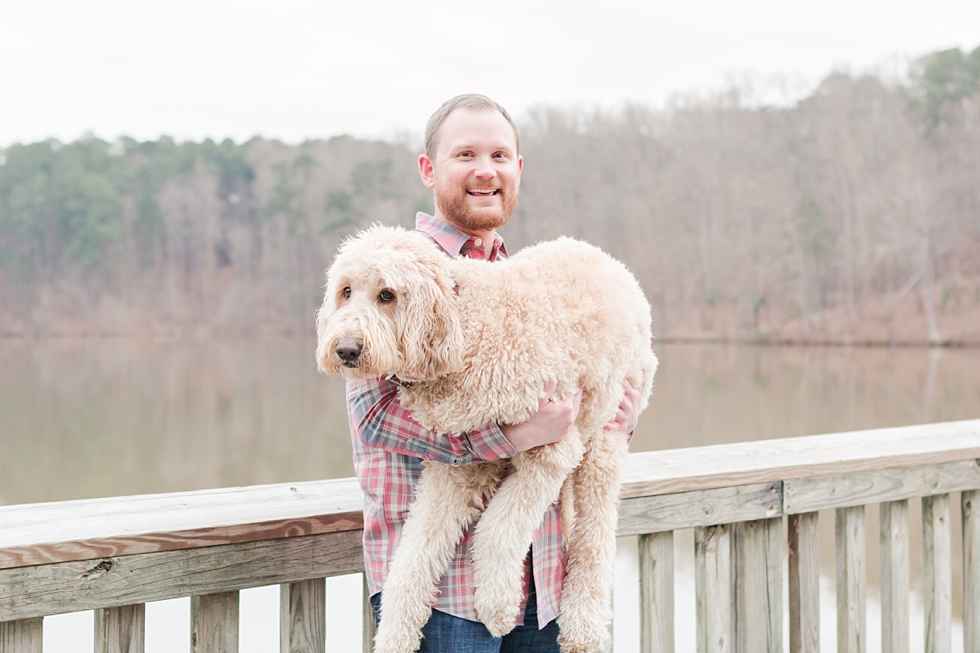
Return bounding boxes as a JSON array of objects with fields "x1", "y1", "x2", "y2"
[{"x1": 346, "y1": 94, "x2": 639, "y2": 652}]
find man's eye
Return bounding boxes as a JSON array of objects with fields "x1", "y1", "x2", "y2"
[
  {"x1": 379, "y1": 290, "x2": 395, "y2": 303},
  {"x1": 342, "y1": 287, "x2": 351, "y2": 299}
]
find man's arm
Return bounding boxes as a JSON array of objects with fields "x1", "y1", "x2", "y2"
[{"x1": 348, "y1": 377, "x2": 581, "y2": 464}]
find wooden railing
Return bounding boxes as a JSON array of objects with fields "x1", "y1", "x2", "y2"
[{"x1": 2, "y1": 419, "x2": 980, "y2": 653}]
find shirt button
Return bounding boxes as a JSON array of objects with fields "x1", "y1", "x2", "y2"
[
  {"x1": 473, "y1": 238, "x2": 482, "y2": 247},
  {"x1": 450, "y1": 456, "x2": 460, "y2": 466}
]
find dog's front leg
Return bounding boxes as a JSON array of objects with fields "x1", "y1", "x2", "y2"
[
  {"x1": 557, "y1": 430, "x2": 629, "y2": 653},
  {"x1": 471, "y1": 432, "x2": 585, "y2": 637},
  {"x1": 375, "y1": 462, "x2": 495, "y2": 653}
]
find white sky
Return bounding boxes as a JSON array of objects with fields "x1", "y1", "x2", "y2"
[{"x1": 2, "y1": 0, "x2": 979, "y2": 147}]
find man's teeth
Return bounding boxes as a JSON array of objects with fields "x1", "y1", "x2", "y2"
[{"x1": 468, "y1": 190, "x2": 498, "y2": 195}]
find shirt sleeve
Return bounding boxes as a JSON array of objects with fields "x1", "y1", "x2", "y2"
[{"x1": 347, "y1": 377, "x2": 518, "y2": 465}]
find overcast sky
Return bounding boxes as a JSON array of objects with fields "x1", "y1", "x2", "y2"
[{"x1": 2, "y1": 0, "x2": 979, "y2": 147}]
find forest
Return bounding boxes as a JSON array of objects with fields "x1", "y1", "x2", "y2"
[{"x1": 1, "y1": 46, "x2": 978, "y2": 344}]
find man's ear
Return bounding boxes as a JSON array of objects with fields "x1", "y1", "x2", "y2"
[{"x1": 418, "y1": 154, "x2": 436, "y2": 189}]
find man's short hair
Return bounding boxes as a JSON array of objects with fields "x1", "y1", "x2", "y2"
[{"x1": 424, "y1": 94, "x2": 521, "y2": 158}]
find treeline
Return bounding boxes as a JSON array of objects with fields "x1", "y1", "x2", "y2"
[{"x1": 1, "y1": 46, "x2": 979, "y2": 343}]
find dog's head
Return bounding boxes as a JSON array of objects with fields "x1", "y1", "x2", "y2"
[{"x1": 315, "y1": 225, "x2": 465, "y2": 382}]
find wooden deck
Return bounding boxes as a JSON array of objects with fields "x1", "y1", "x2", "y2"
[{"x1": 2, "y1": 418, "x2": 980, "y2": 652}]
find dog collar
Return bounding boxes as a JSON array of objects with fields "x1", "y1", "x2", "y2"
[{"x1": 386, "y1": 373, "x2": 418, "y2": 389}]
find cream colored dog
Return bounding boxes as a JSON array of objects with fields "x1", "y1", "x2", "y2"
[{"x1": 316, "y1": 225, "x2": 657, "y2": 653}]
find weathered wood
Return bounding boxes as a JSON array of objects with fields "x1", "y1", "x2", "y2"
[
  {"x1": 619, "y1": 483, "x2": 781, "y2": 535},
  {"x1": 836, "y1": 506, "x2": 866, "y2": 653},
  {"x1": 280, "y1": 578, "x2": 325, "y2": 653},
  {"x1": 4, "y1": 420, "x2": 979, "y2": 571},
  {"x1": 879, "y1": 500, "x2": 909, "y2": 653},
  {"x1": 695, "y1": 524, "x2": 732, "y2": 653},
  {"x1": 784, "y1": 460, "x2": 980, "y2": 513},
  {"x1": 733, "y1": 518, "x2": 782, "y2": 653},
  {"x1": 964, "y1": 490, "x2": 980, "y2": 653},
  {"x1": 0, "y1": 479, "x2": 365, "y2": 570},
  {"x1": 788, "y1": 512, "x2": 818, "y2": 653},
  {"x1": 362, "y1": 575, "x2": 376, "y2": 653},
  {"x1": 0, "y1": 529, "x2": 363, "y2": 621},
  {"x1": 95, "y1": 604, "x2": 145, "y2": 653},
  {"x1": 191, "y1": 592, "x2": 238, "y2": 653},
  {"x1": 0, "y1": 618, "x2": 42, "y2": 653},
  {"x1": 622, "y1": 420, "x2": 980, "y2": 498},
  {"x1": 639, "y1": 531, "x2": 674, "y2": 653},
  {"x1": 922, "y1": 494, "x2": 952, "y2": 653}
]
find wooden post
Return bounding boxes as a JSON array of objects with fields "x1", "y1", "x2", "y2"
[
  {"x1": 964, "y1": 490, "x2": 980, "y2": 653},
  {"x1": 0, "y1": 619, "x2": 42, "y2": 653},
  {"x1": 922, "y1": 494, "x2": 952, "y2": 653},
  {"x1": 639, "y1": 531, "x2": 674, "y2": 653},
  {"x1": 191, "y1": 592, "x2": 239, "y2": 653},
  {"x1": 734, "y1": 518, "x2": 783, "y2": 653},
  {"x1": 695, "y1": 524, "x2": 732, "y2": 653},
  {"x1": 280, "y1": 579, "x2": 325, "y2": 653},
  {"x1": 836, "y1": 506, "x2": 866, "y2": 653},
  {"x1": 788, "y1": 512, "x2": 819, "y2": 653},
  {"x1": 880, "y1": 500, "x2": 909, "y2": 653},
  {"x1": 362, "y1": 575, "x2": 377, "y2": 653},
  {"x1": 95, "y1": 604, "x2": 146, "y2": 653}
]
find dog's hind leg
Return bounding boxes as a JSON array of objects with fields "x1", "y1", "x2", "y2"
[
  {"x1": 375, "y1": 461, "x2": 499, "y2": 653},
  {"x1": 557, "y1": 430, "x2": 629, "y2": 653},
  {"x1": 471, "y1": 432, "x2": 585, "y2": 637}
]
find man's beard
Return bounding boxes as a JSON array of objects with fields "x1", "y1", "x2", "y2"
[{"x1": 438, "y1": 187, "x2": 519, "y2": 233}]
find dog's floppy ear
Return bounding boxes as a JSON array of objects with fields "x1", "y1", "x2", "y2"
[{"x1": 398, "y1": 266, "x2": 465, "y2": 382}]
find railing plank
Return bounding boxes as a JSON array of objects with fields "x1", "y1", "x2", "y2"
[
  {"x1": 788, "y1": 512, "x2": 819, "y2": 653},
  {"x1": 784, "y1": 460, "x2": 980, "y2": 513},
  {"x1": 922, "y1": 494, "x2": 952, "y2": 653},
  {"x1": 191, "y1": 591, "x2": 239, "y2": 653},
  {"x1": 619, "y1": 483, "x2": 781, "y2": 535},
  {"x1": 639, "y1": 531, "x2": 674, "y2": 653},
  {"x1": 879, "y1": 500, "x2": 909, "y2": 653},
  {"x1": 280, "y1": 578, "x2": 325, "y2": 653},
  {"x1": 695, "y1": 524, "x2": 732, "y2": 653},
  {"x1": 964, "y1": 490, "x2": 980, "y2": 653},
  {"x1": 0, "y1": 479, "x2": 365, "y2": 570},
  {"x1": 836, "y1": 506, "x2": 866, "y2": 653},
  {"x1": 622, "y1": 420, "x2": 980, "y2": 498},
  {"x1": 0, "y1": 530, "x2": 363, "y2": 621},
  {"x1": 362, "y1": 575, "x2": 376, "y2": 653},
  {"x1": 5, "y1": 421, "x2": 979, "y2": 571},
  {"x1": 95, "y1": 604, "x2": 145, "y2": 653},
  {"x1": 0, "y1": 619, "x2": 42, "y2": 653},
  {"x1": 734, "y1": 518, "x2": 782, "y2": 653}
]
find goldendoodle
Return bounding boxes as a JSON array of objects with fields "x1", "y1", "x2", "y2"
[{"x1": 316, "y1": 225, "x2": 657, "y2": 653}]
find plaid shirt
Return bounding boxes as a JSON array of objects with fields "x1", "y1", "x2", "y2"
[{"x1": 347, "y1": 212, "x2": 566, "y2": 628}]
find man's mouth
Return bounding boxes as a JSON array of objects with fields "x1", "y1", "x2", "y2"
[{"x1": 466, "y1": 189, "x2": 500, "y2": 197}]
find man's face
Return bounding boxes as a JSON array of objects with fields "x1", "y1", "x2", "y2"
[{"x1": 419, "y1": 109, "x2": 523, "y2": 235}]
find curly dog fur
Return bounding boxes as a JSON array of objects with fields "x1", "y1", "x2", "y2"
[{"x1": 316, "y1": 225, "x2": 657, "y2": 653}]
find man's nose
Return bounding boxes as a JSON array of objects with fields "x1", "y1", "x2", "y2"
[{"x1": 472, "y1": 155, "x2": 496, "y2": 178}]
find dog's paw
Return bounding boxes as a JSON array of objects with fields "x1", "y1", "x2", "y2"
[
  {"x1": 474, "y1": 590, "x2": 520, "y2": 638},
  {"x1": 481, "y1": 609, "x2": 519, "y2": 639},
  {"x1": 373, "y1": 624, "x2": 422, "y2": 653},
  {"x1": 557, "y1": 630, "x2": 606, "y2": 653}
]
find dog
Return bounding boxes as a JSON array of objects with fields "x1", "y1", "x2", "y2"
[{"x1": 316, "y1": 225, "x2": 657, "y2": 653}]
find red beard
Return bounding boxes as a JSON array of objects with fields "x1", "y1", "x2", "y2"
[{"x1": 437, "y1": 187, "x2": 520, "y2": 234}]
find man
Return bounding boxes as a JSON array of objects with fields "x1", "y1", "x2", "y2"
[{"x1": 347, "y1": 94, "x2": 639, "y2": 652}]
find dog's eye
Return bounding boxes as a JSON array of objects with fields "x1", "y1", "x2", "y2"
[
  {"x1": 379, "y1": 289, "x2": 395, "y2": 303},
  {"x1": 342, "y1": 287, "x2": 351, "y2": 299}
]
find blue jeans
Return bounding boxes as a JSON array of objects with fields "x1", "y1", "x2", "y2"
[{"x1": 370, "y1": 576, "x2": 560, "y2": 653}]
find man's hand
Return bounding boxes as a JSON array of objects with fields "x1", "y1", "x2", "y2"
[
  {"x1": 603, "y1": 379, "x2": 641, "y2": 433},
  {"x1": 500, "y1": 381, "x2": 582, "y2": 452}
]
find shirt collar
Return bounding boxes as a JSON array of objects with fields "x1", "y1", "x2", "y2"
[{"x1": 414, "y1": 212, "x2": 507, "y2": 260}]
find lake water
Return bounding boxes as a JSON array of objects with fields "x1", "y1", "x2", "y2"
[{"x1": 2, "y1": 339, "x2": 979, "y2": 651}]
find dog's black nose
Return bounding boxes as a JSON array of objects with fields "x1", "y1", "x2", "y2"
[{"x1": 336, "y1": 339, "x2": 363, "y2": 363}]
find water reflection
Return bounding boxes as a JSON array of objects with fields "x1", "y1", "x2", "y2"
[{"x1": 1, "y1": 340, "x2": 978, "y2": 506}]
